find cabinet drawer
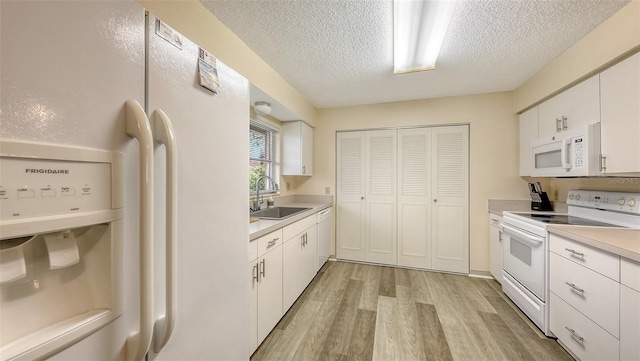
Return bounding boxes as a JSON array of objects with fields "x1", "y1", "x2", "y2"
[
  {"x1": 550, "y1": 293, "x2": 619, "y2": 361},
  {"x1": 249, "y1": 240, "x2": 258, "y2": 262},
  {"x1": 621, "y1": 257, "x2": 640, "y2": 292},
  {"x1": 283, "y1": 214, "x2": 316, "y2": 241},
  {"x1": 550, "y1": 252, "x2": 620, "y2": 337},
  {"x1": 257, "y1": 229, "x2": 283, "y2": 257},
  {"x1": 549, "y1": 234, "x2": 619, "y2": 281}
]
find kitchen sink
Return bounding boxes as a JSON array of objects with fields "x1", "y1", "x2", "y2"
[{"x1": 250, "y1": 206, "x2": 311, "y2": 220}]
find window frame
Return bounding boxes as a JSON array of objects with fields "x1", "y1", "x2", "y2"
[{"x1": 250, "y1": 119, "x2": 279, "y2": 196}]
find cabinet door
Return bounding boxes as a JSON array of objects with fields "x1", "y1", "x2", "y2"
[
  {"x1": 489, "y1": 214, "x2": 503, "y2": 282},
  {"x1": 538, "y1": 75, "x2": 600, "y2": 137},
  {"x1": 519, "y1": 107, "x2": 538, "y2": 176},
  {"x1": 397, "y1": 128, "x2": 432, "y2": 269},
  {"x1": 621, "y1": 285, "x2": 640, "y2": 361},
  {"x1": 249, "y1": 261, "x2": 258, "y2": 354},
  {"x1": 301, "y1": 122, "x2": 313, "y2": 176},
  {"x1": 365, "y1": 130, "x2": 397, "y2": 265},
  {"x1": 257, "y1": 246, "x2": 283, "y2": 345},
  {"x1": 431, "y1": 126, "x2": 469, "y2": 274},
  {"x1": 336, "y1": 132, "x2": 366, "y2": 261},
  {"x1": 283, "y1": 226, "x2": 316, "y2": 311},
  {"x1": 304, "y1": 224, "x2": 318, "y2": 284},
  {"x1": 600, "y1": 52, "x2": 640, "y2": 174},
  {"x1": 282, "y1": 121, "x2": 313, "y2": 176}
]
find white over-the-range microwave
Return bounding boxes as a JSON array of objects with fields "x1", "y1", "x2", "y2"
[{"x1": 531, "y1": 123, "x2": 601, "y2": 177}]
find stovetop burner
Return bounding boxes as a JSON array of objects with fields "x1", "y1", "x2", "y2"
[{"x1": 515, "y1": 213, "x2": 620, "y2": 227}]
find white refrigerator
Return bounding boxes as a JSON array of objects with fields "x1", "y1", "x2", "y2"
[{"x1": 0, "y1": 1, "x2": 250, "y2": 360}]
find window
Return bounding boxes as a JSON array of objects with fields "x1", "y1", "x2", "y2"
[{"x1": 250, "y1": 120, "x2": 278, "y2": 194}]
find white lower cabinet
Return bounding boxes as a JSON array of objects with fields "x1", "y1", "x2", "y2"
[
  {"x1": 549, "y1": 233, "x2": 640, "y2": 361},
  {"x1": 550, "y1": 293, "x2": 619, "y2": 361},
  {"x1": 488, "y1": 213, "x2": 502, "y2": 282},
  {"x1": 250, "y1": 213, "x2": 322, "y2": 355},
  {"x1": 283, "y1": 215, "x2": 318, "y2": 311},
  {"x1": 620, "y1": 258, "x2": 640, "y2": 361},
  {"x1": 249, "y1": 229, "x2": 283, "y2": 354},
  {"x1": 549, "y1": 252, "x2": 619, "y2": 337}
]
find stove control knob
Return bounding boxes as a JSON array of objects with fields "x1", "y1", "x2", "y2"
[
  {"x1": 628, "y1": 199, "x2": 637, "y2": 207},
  {"x1": 575, "y1": 194, "x2": 581, "y2": 201},
  {"x1": 569, "y1": 194, "x2": 575, "y2": 200},
  {"x1": 618, "y1": 198, "x2": 626, "y2": 206}
]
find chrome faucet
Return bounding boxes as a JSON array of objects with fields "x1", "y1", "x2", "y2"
[{"x1": 253, "y1": 175, "x2": 279, "y2": 211}]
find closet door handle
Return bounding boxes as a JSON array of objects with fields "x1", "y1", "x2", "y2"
[
  {"x1": 125, "y1": 99, "x2": 154, "y2": 361},
  {"x1": 152, "y1": 109, "x2": 178, "y2": 353}
]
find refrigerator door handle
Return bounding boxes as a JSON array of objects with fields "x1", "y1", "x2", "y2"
[
  {"x1": 152, "y1": 109, "x2": 178, "y2": 353},
  {"x1": 125, "y1": 99, "x2": 155, "y2": 361}
]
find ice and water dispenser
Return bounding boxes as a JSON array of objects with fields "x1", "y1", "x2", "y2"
[{"x1": 0, "y1": 140, "x2": 123, "y2": 360}]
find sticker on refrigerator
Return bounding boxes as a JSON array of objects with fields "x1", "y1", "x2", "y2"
[
  {"x1": 198, "y1": 48, "x2": 219, "y2": 94},
  {"x1": 155, "y1": 19, "x2": 183, "y2": 49}
]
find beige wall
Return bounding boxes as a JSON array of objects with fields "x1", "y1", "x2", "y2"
[
  {"x1": 138, "y1": 0, "x2": 318, "y2": 126},
  {"x1": 295, "y1": 92, "x2": 531, "y2": 273},
  {"x1": 514, "y1": 1, "x2": 640, "y2": 113}
]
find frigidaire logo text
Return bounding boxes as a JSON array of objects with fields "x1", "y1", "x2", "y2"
[{"x1": 25, "y1": 169, "x2": 69, "y2": 174}]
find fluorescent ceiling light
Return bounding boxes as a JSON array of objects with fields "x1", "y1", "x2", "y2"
[{"x1": 394, "y1": 0, "x2": 457, "y2": 74}]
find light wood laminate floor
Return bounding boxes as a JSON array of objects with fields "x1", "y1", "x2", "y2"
[{"x1": 251, "y1": 261, "x2": 572, "y2": 361}]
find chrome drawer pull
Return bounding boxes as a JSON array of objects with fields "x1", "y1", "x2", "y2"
[
  {"x1": 253, "y1": 264, "x2": 259, "y2": 284},
  {"x1": 267, "y1": 239, "x2": 278, "y2": 248},
  {"x1": 565, "y1": 327, "x2": 584, "y2": 343},
  {"x1": 565, "y1": 282, "x2": 585, "y2": 294},
  {"x1": 564, "y1": 248, "x2": 585, "y2": 259}
]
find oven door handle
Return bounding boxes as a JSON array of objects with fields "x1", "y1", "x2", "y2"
[{"x1": 503, "y1": 224, "x2": 544, "y2": 247}]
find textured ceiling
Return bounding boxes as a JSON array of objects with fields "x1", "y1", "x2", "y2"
[{"x1": 201, "y1": 0, "x2": 629, "y2": 114}]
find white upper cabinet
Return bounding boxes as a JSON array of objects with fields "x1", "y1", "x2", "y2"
[
  {"x1": 600, "y1": 52, "x2": 640, "y2": 175},
  {"x1": 538, "y1": 75, "x2": 600, "y2": 137},
  {"x1": 282, "y1": 121, "x2": 313, "y2": 176},
  {"x1": 519, "y1": 107, "x2": 539, "y2": 176}
]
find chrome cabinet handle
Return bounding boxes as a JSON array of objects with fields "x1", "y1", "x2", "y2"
[
  {"x1": 267, "y1": 239, "x2": 278, "y2": 248},
  {"x1": 565, "y1": 327, "x2": 584, "y2": 343},
  {"x1": 253, "y1": 264, "x2": 259, "y2": 284},
  {"x1": 600, "y1": 155, "x2": 607, "y2": 172},
  {"x1": 565, "y1": 282, "x2": 585, "y2": 294},
  {"x1": 564, "y1": 248, "x2": 585, "y2": 260},
  {"x1": 556, "y1": 118, "x2": 562, "y2": 132},
  {"x1": 302, "y1": 165, "x2": 306, "y2": 174},
  {"x1": 498, "y1": 231, "x2": 502, "y2": 243},
  {"x1": 260, "y1": 259, "x2": 266, "y2": 278},
  {"x1": 562, "y1": 116, "x2": 568, "y2": 131}
]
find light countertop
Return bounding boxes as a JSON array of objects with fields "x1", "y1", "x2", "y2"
[
  {"x1": 249, "y1": 195, "x2": 332, "y2": 241},
  {"x1": 547, "y1": 225, "x2": 640, "y2": 262},
  {"x1": 488, "y1": 199, "x2": 567, "y2": 216}
]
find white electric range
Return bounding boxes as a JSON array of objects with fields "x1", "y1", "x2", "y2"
[{"x1": 501, "y1": 190, "x2": 640, "y2": 336}]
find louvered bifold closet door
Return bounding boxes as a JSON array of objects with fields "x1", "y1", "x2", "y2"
[
  {"x1": 431, "y1": 125, "x2": 469, "y2": 274},
  {"x1": 397, "y1": 128, "x2": 432, "y2": 269},
  {"x1": 365, "y1": 130, "x2": 397, "y2": 265},
  {"x1": 336, "y1": 132, "x2": 366, "y2": 261}
]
